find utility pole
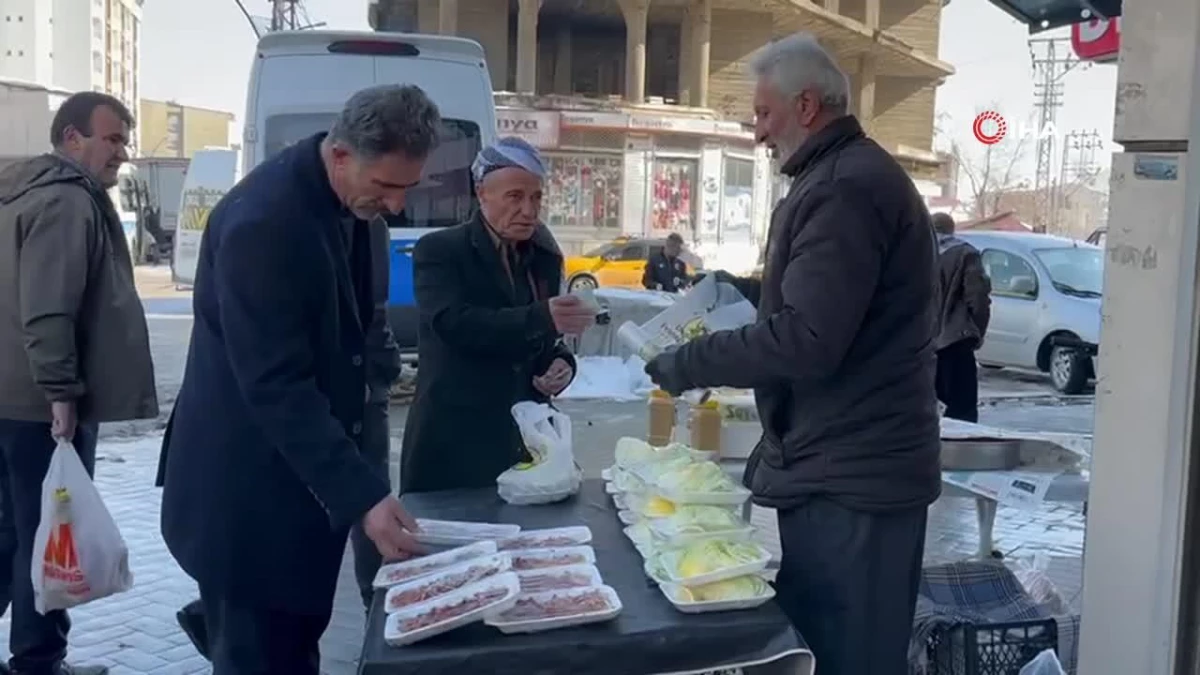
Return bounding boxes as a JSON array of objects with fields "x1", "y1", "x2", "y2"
[
  {"x1": 270, "y1": 0, "x2": 300, "y2": 31},
  {"x1": 1051, "y1": 129, "x2": 1103, "y2": 234},
  {"x1": 1029, "y1": 36, "x2": 1086, "y2": 232}
]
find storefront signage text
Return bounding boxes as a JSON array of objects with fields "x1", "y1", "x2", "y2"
[{"x1": 495, "y1": 110, "x2": 560, "y2": 149}]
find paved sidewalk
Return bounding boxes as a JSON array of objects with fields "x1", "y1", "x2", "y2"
[{"x1": 0, "y1": 429, "x2": 1085, "y2": 674}]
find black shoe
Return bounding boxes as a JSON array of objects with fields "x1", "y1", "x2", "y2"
[{"x1": 176, "y1": 600, "x2": 211, "y2": 660}]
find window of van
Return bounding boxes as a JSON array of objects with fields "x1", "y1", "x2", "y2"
[{"x1": 262, "y1": 113, "x2": 482, "y2": 229}]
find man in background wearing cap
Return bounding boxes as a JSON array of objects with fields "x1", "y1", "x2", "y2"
[
  {"x1": 399, "y1": 137, "x2": 595, "y2": 494},
  {"x1": 642, "y1": 232, "x2": 691, "y2": 293}
]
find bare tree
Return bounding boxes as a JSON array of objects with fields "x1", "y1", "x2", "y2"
[{"x1": 952, "y1": 132, "x2": 1030, "y2": 220}]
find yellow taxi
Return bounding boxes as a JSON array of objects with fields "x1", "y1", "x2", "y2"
[{"x1": 564, "y1": 237, "x2": 698, "y2": 293}]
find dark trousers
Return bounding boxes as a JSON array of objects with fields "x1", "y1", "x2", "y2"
[
  {"x1": 0, "y1": 420, "x2": 99, "y2": 673},
  {"x1": 936, "y1": 340, "x2": 979, "y2": 423},
  {"x1": 774, "y1": 497, "x2": 927, "y2": 675},
  {"x1": 349, "y1": 400, "x2": 390, "y2": 610},
  {"x1": 199, "y1": 586, "x2": 329, "y2": 675}
]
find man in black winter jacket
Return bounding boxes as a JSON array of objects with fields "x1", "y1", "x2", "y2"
[{"x1": 644, "y1": 33, "x2": 939, "y2": 675}]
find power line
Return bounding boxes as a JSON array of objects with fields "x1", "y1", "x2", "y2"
[
  {"x1": 1028, "y1": 36, "x2": 1087, "y2": 232},
  {"x1": 232, "y1": 0, "x2": 261, "y2": 38}
]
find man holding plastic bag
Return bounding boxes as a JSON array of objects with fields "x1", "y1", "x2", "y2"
[
  {"x1": 399, "y1": 138, "x2": 595, "y2": 495},
  {"x1": 644, "y1": 34, "x2": 940, "y2": 675},
  {"x1": 0, "y1": 92, "x2": 156, "y2": 675}
]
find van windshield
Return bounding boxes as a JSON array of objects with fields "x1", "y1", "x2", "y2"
[{"x1": 262, "y1": 113, "x2": 482, "y2": 229}]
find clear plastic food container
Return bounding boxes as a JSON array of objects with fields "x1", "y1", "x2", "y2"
[
  {"x1": 412, "y1": 519, "x2": 521, "y2": 546},
  {"x1": 383, "y1": 573, "x2": 520, "y2": 647},
  {"x1": 372, "y1": 541, "x2": 498, "y2": 589},
  {"x1": 516, "y1": 564, "x2": 602, "y2": 594},
  {"x1": 484, "y1": 585, "x2": 622, "y2": 635},
  {"x1": 658, "y1": 575, "x2": 776, "y2": 614},
  {"x1": 647, "y1": 519, "x2": 755, "y2": 548},
  {"x1": 510, "y1": 546, "x2": 596, "y2": 572},
  {"x1": 616, "y1": 510, "x2": 640, "y2": 526},
  {"x1": 655, "y1": 483, "x2": 752, "y2": 507},
  {"x1": 496, "y1": 526, "x2": 593, "y2": 552},
  {"x1": 383, "y1": 553, "x2": 513, "y2": 614},
  {"x1": 656, "y1": 542, "x2": 772, "y2": 587}
]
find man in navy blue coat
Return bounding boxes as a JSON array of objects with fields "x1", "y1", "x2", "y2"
[{"x1": 157, "y1": 85, "x2": 438, "y2": 673}]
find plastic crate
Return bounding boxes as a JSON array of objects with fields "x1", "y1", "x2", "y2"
[{"x1": 925, "y1": 618, "x2": 1058, "y2": 675}]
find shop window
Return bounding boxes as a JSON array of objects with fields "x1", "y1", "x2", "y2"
[
  {"x1": 544, "y1": 154, "x2": 623, "y2": 229},
  {"x1": 651, "y1": 158, "x2": 697, "y2": 234},
  {"x1": 721, "y1": 157, "x2": 754, "y2": 244}
]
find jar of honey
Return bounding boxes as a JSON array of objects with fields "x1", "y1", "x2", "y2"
[
  {"x1": 689, "y1": 399, "x2": 723, "y2": 457},
  {"x1": 648, "y1": 389, "x2": 676, "y2": 446}
]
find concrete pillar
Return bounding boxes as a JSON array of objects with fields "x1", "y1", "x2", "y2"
[
  {"x1": 856, "y1": 55, "x2": 876, "y2": 132},
  {"x1": 553, "y1": 24, "x2": 572, "y2": 95},
  {"x1": 436, "y1": 0, "x2": 457, "y2": 34},
  {"x1": 862, "y1": 0, "x2": 879, "y2": 30},
  {"x1": 678, "y1": 8, "x2": 693, "y2": 105},
  {"x1": 618, "y1": 0, "x2": 649, "y2": 104},
  {"x1": 417, "y1": 0, "x2": 437, "y2": 33},
  {"x1": 824, "y1": 0, "x2": 840, "y2": 13},
  {"x1": 515, "y1": 0, "x2": 541, "y2": 94},
  {"x1": 690, "y1": 0, "x2": 711, "y2": 108}
]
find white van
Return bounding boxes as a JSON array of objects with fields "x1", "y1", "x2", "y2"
[
  {"x1": 243, "y1": 30, "x2": 498, "y2": 352},
  {"x1": 171, "y1": 148, "x2": 240, "y2": 287}
]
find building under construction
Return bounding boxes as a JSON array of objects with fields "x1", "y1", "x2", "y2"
[{"x1": 368, "y1": 0, "x2": 952, "y2": 257}]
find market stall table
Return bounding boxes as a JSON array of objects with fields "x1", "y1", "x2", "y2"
[{"x1": 359, "y1": 480, "x2": 813, "y2": 675}]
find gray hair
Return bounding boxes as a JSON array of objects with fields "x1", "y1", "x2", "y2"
[
  {"x1": 327, "y1": 84, "x2": 442, "y2": 160},
  {"x1": 749, "y1": 33, "x2": 851, "y2": 115}
]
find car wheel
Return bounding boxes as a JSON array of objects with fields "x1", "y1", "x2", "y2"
[
  {"x1": 568, "y1": 275, "x2": 597, "y2": 293},
  {"x1": 1050, "y1": 346, "x2": 1090, "y2": 394}
]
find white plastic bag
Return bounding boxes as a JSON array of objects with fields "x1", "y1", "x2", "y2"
[
  {"x1": 497, "y1": 402, "x2": 582, "y2": 505},
  {"x1": 31, "y1": 440, "x2": 133, "y2": 613},
  {"x1": 1019, "y1": 649, "x2": 1066, "y2": 675}
]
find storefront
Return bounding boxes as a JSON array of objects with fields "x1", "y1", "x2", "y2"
[{"x1": 496, "y1": 106, "x2": 774, "y2": 271}]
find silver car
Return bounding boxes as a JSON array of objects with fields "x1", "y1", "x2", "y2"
[{"x1": 956, "y1": 231, "x2": 1102, "y2": 394}]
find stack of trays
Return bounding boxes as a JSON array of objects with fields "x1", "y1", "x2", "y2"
[
  {"x1": 603, "y1": 437, "x2": 775, "y2": 614},
  {"x1": 374, "y1": 523, "x2": 623, "y2": 645}
]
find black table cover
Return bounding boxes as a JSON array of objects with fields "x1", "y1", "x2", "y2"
[{"x1": 358, "y1": 479, "x2": 809, "y2": 675}]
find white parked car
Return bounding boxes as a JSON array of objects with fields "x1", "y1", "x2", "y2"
[{"x1": 957, "y1": 231, "x2": 1103, "y2": 394}]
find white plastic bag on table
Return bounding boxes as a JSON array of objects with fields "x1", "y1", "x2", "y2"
[
  {"x1": 31, "y1": 440, "x2": 133, "y2": 614},
  {"x1": 1019, "y1": 649, "x2": 1066, "y2": 675},
  {"x1": 497, "y1": 402, "x2": 582, "y2": 505}
]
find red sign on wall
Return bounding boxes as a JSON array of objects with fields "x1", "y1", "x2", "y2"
[{"x1": 1072, "y1": 17, "x2": 1120, "y2": 63}]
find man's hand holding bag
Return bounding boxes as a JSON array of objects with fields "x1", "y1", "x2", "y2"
[{"x1": 31, "y1": 439, "x2": 133, "y2": 614}]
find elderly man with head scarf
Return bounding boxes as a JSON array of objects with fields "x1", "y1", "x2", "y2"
[{"x1": 399, "y1": 137, "x2": 596, "y2": 494}]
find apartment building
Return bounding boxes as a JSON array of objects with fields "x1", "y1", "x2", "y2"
[
  {"x1": 0, "y1": 0, "x2": 142, "y2": 151},
  {"x1": 369, "y1": 0, "x2": 952, "y2": 259},
  {"x1": 140, "y1": 98, "x2": 235, "y2": 158}
]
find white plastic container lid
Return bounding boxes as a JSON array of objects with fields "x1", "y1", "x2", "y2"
[
  {"x1": 655, "y1": 542, "x2": 772, "y2": 587},
  {"x1": 383, "y1": 553, "x2": 513, "y2": 614},
  {"x1": 515, "y1": 564, "x2": 602, "y2": 594},
  {"x1": 412, "y1": 519, "x2": 521, "y2": 546},
  {"x1": 372, "y1": 540, "x2": 498, "y2": 590},
  {"x1": 658, "y1": 575, "x2": 776, "y2": 614},
  {"x1": 510, "y1": 546, "x2": 596, "y2": 572},
  {"x1": 484, "y1": 585, "x2": 622, "y2": 635},
  {"x1": 496, "y1": 526, "x2": 593, "y2": 552},
  {"x1": 383, "y1": 573, "x2": 521, "y2": 647}
]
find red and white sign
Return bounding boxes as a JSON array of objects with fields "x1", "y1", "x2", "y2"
[{"x1": 1071, "y1": 17, "x2": 1120, "y2": 63}]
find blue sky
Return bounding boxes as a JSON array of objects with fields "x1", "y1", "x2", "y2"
[{"x1": 138, "y1": 0, "x2": 1118, "y2": 183}]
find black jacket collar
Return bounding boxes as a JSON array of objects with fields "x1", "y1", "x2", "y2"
[
  {"x1": 780, "y1": 115, "x2": 865, "y2": 178},
  {"x1": 296, "y1": 133, "x2": 346, "y2": 216}
]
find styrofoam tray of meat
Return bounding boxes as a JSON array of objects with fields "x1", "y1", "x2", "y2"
[
  {"x1": 372, "y1": 541, "x2": 498, "y2": 589},
  {"x1": 412, "y1": 519, "x2": 521, "y2": 546},
  {"x1": 384, "y1": 573, "x2": 520, "y2": 647},
  {"x1": 384, "y1": 554, "x2": 513, "y2": 614},
  {"x1": 497, "y1": 526, "x2": 593, "y2": 552},
  {"x1": 509, "y1": 546, "x2": 595, "y2": 572},
  {"x1": 485, "y1": 585, "x2": 622, "y2": 634},
  {"x1": 516, "y1": 564, "x2": 602, "y2": 594}
]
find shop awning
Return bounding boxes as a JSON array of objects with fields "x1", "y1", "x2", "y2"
[{"x1": 985, "y1": 0, "x2": 1122, "y2": 33}]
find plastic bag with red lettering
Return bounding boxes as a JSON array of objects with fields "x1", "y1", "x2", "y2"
[{"x1": 31, "y1": 439, "x2": 133, "y2": 614}]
